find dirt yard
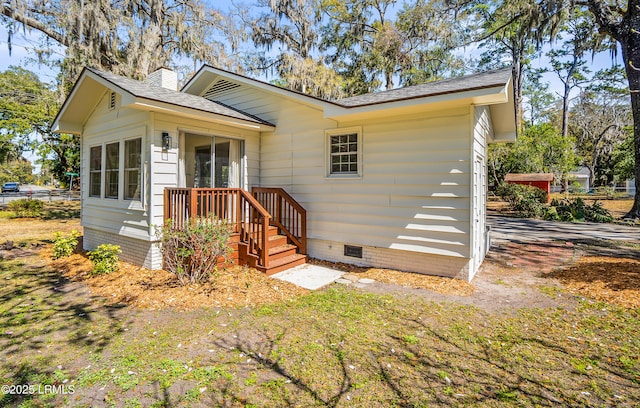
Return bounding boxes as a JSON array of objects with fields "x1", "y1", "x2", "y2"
[{"x1": 2, "y1": 204, "x2": 640, "y2": 407}]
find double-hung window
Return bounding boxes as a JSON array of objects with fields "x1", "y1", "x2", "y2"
[
  {"x1": 326, "y1": 127, "x2": 362, "y2": 177},
  {"x1": 124, "y1": 138, "x2": 142, "y2": 200},
  {"x1": 89, "y1": 146, "x2": 102, "y2": 197},
  {"x1": 105, "y1": 142, "x2": 120, "y2": 199},
  {"x1": 89, "y1": 137, "x2": 142, "y2": 201}
]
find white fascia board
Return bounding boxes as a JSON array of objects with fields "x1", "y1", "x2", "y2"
[
  {"x1": 324, "y1": 85, "x2": 509, "y2": 120},
  {"x1": 51, "y1": 121, "x2": 83, "y2": 135},
  {"x1": 487, "y1": 79, "x2": 516, "y2": 143},
  {"x1": 130, "y1": 98, "x2": 276, "y2": 131}
]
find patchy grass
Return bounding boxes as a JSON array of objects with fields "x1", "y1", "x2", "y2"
[
  {"x1": 2, "y1": 249, "x2": 640, "y2": 407},
  {"x1": 2, "y1": 209, "x2": 640, "y2": 407},
  {"x1": 0, "y1": 201, "x2": 81, "y2": 245}
]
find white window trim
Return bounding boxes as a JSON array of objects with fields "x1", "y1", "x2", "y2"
[
  {"x1": 124, "y1": 137, "x2": 143, "y2": 201},
  {"x1": 84, "y1": 127, "x2": 145, "y2": 209},
  {"x1": 325, "y1": 126, "x2": 363, "y2": 179}
]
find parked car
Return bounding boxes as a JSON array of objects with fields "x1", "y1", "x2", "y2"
[{"x1": 1, "y1": 182, "x2": 20, "y2": 193}]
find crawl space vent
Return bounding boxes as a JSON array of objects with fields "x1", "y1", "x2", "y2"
[
  {"x1": 203, "y1": 80, "x2": 241, "y2": 100},
  {"x1": 344, "y1": 245, "x2": 363, "y2": 258}
]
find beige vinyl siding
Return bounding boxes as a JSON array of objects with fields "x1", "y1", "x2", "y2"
[
  {"x1": 81, "y1": 92, "x2": 151, "y2": 243},
  {"x1": 322, "y1": 107, "x2": 472, "y2": 259},
  {"x1": 254, "y1": 101, "x2": 474, "y2": 261},
  {"x1": 469, "y1": 105, "x2": 492, "y2": 276}
]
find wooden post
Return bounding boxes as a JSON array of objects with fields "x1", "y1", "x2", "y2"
[
  {"x1": 189, "y1": 189, "x2": 198, "y2": 219},
  {"x1": 235, "y1": 188, "x2": 241, "y2": 234},
  {"x1": 261, "y1": 215, "x2": 269, "y2": 268}
]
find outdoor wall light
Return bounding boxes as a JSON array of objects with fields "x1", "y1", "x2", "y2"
[{"x1": 162, "y1": 132, "x2": 171, "y2": 150}]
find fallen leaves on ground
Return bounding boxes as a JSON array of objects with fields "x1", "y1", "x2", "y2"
[
  {"x1": 549, "y1": 256, "x2": 640, "y2": 309},
  {"x1": 41, "y1": 247, "x2": 308, "y2": 310},
  {"x1": 309, "y1": 258, "x2": 475, "y2": 296}
]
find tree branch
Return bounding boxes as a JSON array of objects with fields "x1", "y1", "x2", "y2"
[
  {"x1": 578, "y1": 0, "x2": 623, "y2": 40},
  {"x1": 1, "y1": 5, "x2": 68, "y2": 46}
]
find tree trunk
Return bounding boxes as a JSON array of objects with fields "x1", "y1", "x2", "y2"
[
  {"x1": 620, "y1": 36, "x2": 640, "y2": 218},
  {"x1": 512, "y1": 58, "x2": 524, "y2": 134}
]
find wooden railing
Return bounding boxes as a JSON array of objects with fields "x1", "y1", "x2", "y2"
[
  {"x1": 164, "y1": 188, "x2": 271, "y2": 267},
  {"x1": 252, "y1": 187, "x2": 307, "y2": 254}
]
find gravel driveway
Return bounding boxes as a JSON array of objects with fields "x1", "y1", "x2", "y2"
[{"x1": 488, "y1": 215, "x2": 639, "y2": 244}]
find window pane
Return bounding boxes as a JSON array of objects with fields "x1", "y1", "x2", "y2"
[
  {"x1": 90, "y1": 172, "x2": 101, "y2": 197},
  {"x1": 106, "y1": 143, "x2": 119, "y2": 170},
  {"x1": 125, "y1": 170, "x2": 140, "y2": 200},
  {"x1": 348, "y1": 134, "x2": 357, "y2": 143},
  {"x1": 105, "y1": 170, "x2": 119, "y2": 198},
  {"x1": 90, "y1": 146, "x2": 101, "y2": 171}
]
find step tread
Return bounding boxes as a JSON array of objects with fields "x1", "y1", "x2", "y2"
[
  {"x1": 268, "y1": 243, "x2": 297, "y2": 256},
  {"x1": 267, "y1": 253, "x2": 306, "y2": 268}
]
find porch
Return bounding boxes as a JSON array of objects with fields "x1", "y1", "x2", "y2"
[{"x1": 164, "y1": 187, "x2": 307, "y2": 275}]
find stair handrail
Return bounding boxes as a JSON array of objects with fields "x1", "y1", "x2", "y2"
[
  {"x1": 164, "y1": 188, "x2": 271, "y2": 268},
  {"x1": 238, "y1": 189, "x2": 271, "y2": 268},
  {"x1": 252, "y1": 187, "x2": 307, "y2": 254}
]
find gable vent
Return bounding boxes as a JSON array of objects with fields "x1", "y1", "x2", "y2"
[
  {"x1": 203, "y1": 80, "x2": 241, "y2": 100},
  {"x1": 109, "y1": 91, "x2": 116, "y2": 110}
]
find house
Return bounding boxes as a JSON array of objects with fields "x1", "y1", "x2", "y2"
[
  {"x1": 52, "y1": 65, "x2": 516, "y2": 281},
  {"x1": 505, "y1": 173, "x2": 554, "y2": 202},
  {"x1": 567, "y1": 166, "x2": 590, "y2": 193}
]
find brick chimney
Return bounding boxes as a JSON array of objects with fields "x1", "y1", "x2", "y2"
[{"x1": 146, "y1": 68, "x2": 178, "y2": 91}]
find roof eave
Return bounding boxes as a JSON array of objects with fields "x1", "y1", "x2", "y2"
[
  {"x1": 130, "y1": 98, "x2": 276, "y2": 131},
  {"x1": 52, "y1": 69, "x2": 137, "y2": 134},
  {"x1": 324, "y1": 84, "x2": 509, "y2": 120},
  {"x1": 487, "y1": 77, "x2": 516, "y2": 143}
]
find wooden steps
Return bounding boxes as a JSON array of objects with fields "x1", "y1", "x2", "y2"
[
  {"x1": 165, "y1": 187, "x2": 307, "y2": 276},
  {"x1": 236, "y1": 224, "x2": 307, "y2": 275}
]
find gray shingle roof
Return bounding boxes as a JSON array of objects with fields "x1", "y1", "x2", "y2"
[
  {"x1": 336, "y1": 67, "x2": 512, "y2": 107},
  {"x1": 87, "y1": 68, "x2": 274, "y2": 126}
]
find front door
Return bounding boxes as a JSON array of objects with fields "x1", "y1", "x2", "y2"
[{"x1": 184, "y1": 134, "x2": 242, "y2": 189}]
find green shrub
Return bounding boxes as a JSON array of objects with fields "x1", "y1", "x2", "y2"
[
  {"x1": 497, "y1": 183, "x2": 547, "y2": 218},
  {"x1": 594, "y1": 186, "x2": 615, "y2": 198},
  {"x1": 543, "y1": 206, "x2": 560, "y2": 221},
  {"x1": 157, "y1": 215, "x2": 232, "y2": 286},
  {"x1": 88, "y1": 244, "x2": 121, "y2": 275},
  {"x1": 586, "y1": 201, "x2": 615, "y2": 223},
  {"x1": 546, "y1": 198, "x2": 614, "y2": 223},
  {"x1": 52, "y1": 230, "x2": 81, "y2": 259},
  {"x1": 8, "y1": 198, "x2": 44, "y2": 218}
]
